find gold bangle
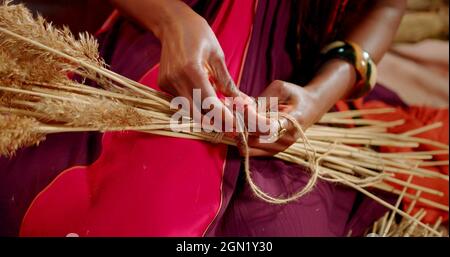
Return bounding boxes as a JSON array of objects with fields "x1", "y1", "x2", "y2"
[{"x1": 321, "y1": 40, "x2": 377, "y2": 99}]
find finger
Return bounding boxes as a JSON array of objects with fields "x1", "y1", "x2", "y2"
[
  {"x1": 232, "y1": 94, "x2": 279, "y2": 137},
  {"x1": 159, "y1": 61, "x2": 236, "y2": 133},
  {"x1": 247, "y1": 135, "x2": 289, "y2": 154},
  {"x1": 234, "y1": 134, "x2": 278, "y2": 157},
  {"x1": 246, "y1": 117, "x2": 297, "y2": 153},
  {"x1": 157, "y1": 68, "x2": 180, "y2": 97},
  {"x1": 248, "y1": 147, "x2": 278, "y2": 157},
  {"x1": 183, "y1": 63, "x2": 235, "y2": 132},
  {"x1": 209, "y1": 53, "x2": 240, "y2": 97},
  {"x1": 259, "y1": 80, "x2": 291, "y2": 101}
]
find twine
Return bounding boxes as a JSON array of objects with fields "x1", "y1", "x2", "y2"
[
  {"x1": 232, "y1": 111, "x2": 320, "y2": 204},
  {"x1": 211, "y1": 132, "x2": 225, "y2": 144}
]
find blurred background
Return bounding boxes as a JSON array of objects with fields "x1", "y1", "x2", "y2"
[
  {"x1": 11, "y1": 0, "x2": 113, "y2": 34},
  {"x1": 396, "y1": 0, "x2": 448, "y2": 42}
]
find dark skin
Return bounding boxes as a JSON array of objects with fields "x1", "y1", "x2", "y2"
[{"x1": 111, "y1": 0, "x2": 406, "y2": 156}]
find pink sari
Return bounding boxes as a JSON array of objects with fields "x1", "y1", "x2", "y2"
[{"x1": 20, "y1": 0, "x2": 256, "y2": 237}]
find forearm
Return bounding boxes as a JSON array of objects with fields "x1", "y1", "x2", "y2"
[
  {"x1": 344, "y1": 0, "x2": 407, "y2": 63},
  {"x1": 305, "y1": 0, "x2": 406, "y2": 110},
  {"x1": 109, "y1": 0, "x2": 194, "y2": 39}
]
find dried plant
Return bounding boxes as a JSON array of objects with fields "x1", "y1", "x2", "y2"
[
  {"x1": 0, "y1": 1, "x2": 448, "y2": 236},
  {"x1": 0, "y1": 1, "x2": 103, "y2": 69},
  {"x1": 367, "y1": 208, "x2": 448, "y2": 237},
  {"x1": 34, "y1": 98, "x2": 150, "y2": 129},
  {"x1": 0, "y1": 114, "x2": 45, "y2": 157}
]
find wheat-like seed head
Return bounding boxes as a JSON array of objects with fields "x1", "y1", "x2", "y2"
[
  {"x1": 0, "y1": 1, "x2": 104, "y2": 66},
  {"x1": 0, "y1": 48, "x2": 69, "y2": 84},
  {"x1": 0, "y1": 1, "x2": 112, "y2": 87},
  {"x1": 0, "y1": 113, "x2": 45, "y2": 156},
  {"x1": 33, "y1": 98, "x2": 150, "y2": 129},
  {"x1": 0, "y1": 1, "x2": 161, "y2": 98}
]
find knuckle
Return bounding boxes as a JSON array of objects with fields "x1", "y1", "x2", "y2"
[
  {"x1": 272, "y1": 80, "x2": 284, "y2": 87},
  {"x1": 181, "y1": 61, "x2": 203, "y2": 74}
]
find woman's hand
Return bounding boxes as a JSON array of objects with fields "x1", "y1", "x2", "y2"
[
  {"x1": 245, "y1": 60, "x2": 358, "y2": 157},
  {"x1": 156, "y1": 4, "x2": 238, "y2": 97},
  {"x1": 240, "y1": 0, "x2": 406, "y2": 157},
  {"x1": 154, "y1": 2, "x2": 239, "y2": 130},
  {"x1": 111, "y1": 0, "x2": 238, "y2": 127},
  {"x1": 245, "y1": 80, "x2": 323, "y2": 156},
  {"x1": 157, "y1": 7, "x2": 238, "y2": 126}
]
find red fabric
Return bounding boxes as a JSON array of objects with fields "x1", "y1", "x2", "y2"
[
  {"x1": 20, "y1": 0, "x2": 256, "y2": 237},
  {"x1": 337, "y1": 99, "x2": 449, "y2": 223},
  {"x1": 96, "y1": 10, "x2": 119, "y2": 35}
]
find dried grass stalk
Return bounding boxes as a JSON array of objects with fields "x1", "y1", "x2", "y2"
[
  {"x1": 0, "y1": 114, "x2": 45, "y2": 157},
  {"x1": 34, "y1": 99, "x2": 149, "y2": 129}
]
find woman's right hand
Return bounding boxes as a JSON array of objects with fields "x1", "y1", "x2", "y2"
[
  {"x1": 111, "y1": 0, "x2": 239, "y2": 129},
  {"x1": 155, "y1": 2, "x2": 239, "y2": 126},
  {"x1": 156, "y1": 2, "x2": 238, "y2": 97}
]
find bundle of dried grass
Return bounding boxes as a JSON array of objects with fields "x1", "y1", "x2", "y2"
[
  {"x1": 0, "y1": 114, "x2": 44, "y2": 157},
  {"x1": 366, "y1": 176, "x2": 448, "y2": 237},
  {"x1": 367, "y1": 208, "x2": 448, "y2": 237},
  {"x1": 0, "y1": 1, "x2": 448, "y2": 236}
]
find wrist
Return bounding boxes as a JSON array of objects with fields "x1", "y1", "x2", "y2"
[
  {"x1": 302, "y1": 59, "x2": 356, "y2": 117},
  {"x1": 305, "y1": 59, "x2": 356, "y2": 100}
]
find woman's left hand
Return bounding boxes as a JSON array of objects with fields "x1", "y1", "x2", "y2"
[{"x1": 244, "y1": 80, "x2": 325, "y2": 157}]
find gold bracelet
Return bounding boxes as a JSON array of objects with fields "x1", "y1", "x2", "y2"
[{"x1": 321, "y1": 40, "x2": 377, "y2": 99}]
